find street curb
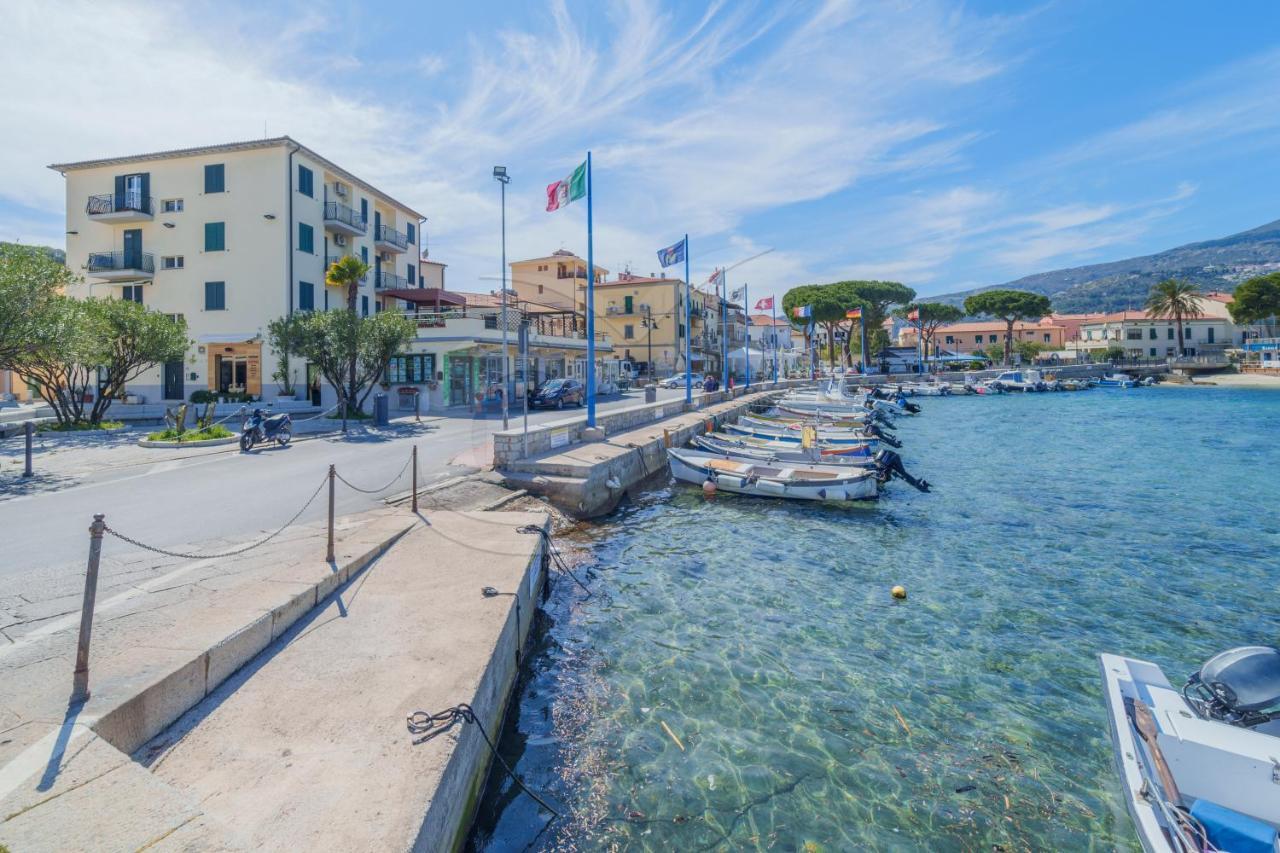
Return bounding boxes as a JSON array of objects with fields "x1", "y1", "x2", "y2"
[
  {"x1": 384, "y1": 474, "x2": 474, "y2": 505},
  {"x1": 90, "y1": 519, "x2": 418, "y2": 755},
  {"x1": 137, "y1": 436, "x2": 238, "y2": 449},
  {"x1": 477, "y1": 489, "x2": 528, "y2": 511}
]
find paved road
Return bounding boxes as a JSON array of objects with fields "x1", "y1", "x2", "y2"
[{"x1": 0, "y1": 388, "x2": 693, "y2": 590}]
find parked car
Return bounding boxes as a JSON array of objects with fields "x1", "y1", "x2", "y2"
[
  {"x1": 531, "y1": 378, "x2": 585, "y2": 409},
  {"x1": 658, "y1": 374, "x2": 688, "y2": 388}
]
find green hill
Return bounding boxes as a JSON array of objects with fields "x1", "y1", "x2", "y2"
[
  {"x1": 936, "y1": 218, "x2": 1280, "y2": 312},
  {"x1": 1, "y1": 241, "x2": 65, "y2": 264}
]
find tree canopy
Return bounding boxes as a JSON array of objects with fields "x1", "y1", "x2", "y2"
[
  {"x1": 895, "y1": 301, "x2": 964, "y2": 364},
  {"x1": 0, "y1": 243, "x2": 76, "y2": 370},
  {"x1": 782, "y1": 279, "x2": 915, "y2": 366},
  {"x1": 1145, "y1": 278, "x2": 1204, "y2": 356},
  {"x1": 963, "y1": 290, "x2": 1053, "y2": 365},
  {"x1": 288, "y1": 309, "x2": 415, "y2": 415},
  {"x1": 1227, "y1": 272, "x2": 1280, "y2": 333}
]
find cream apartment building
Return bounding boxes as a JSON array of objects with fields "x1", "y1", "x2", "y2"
[{"x1": 50, "y1": 137, "x2": 424, "y2": 404}]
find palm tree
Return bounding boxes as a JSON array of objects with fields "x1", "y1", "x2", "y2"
[
  {"x1": 1145, "y1": 279, "x2": 1205, "y2": 358},
  {"x1": 324, "y1": 255, "x2": 370, "y2": 429},
  {"x1": 325, "y1": 254, "x2": 370, "y2": 314}
]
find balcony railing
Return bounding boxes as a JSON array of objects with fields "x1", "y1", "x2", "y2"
[
  {"x1": 376, "y1": 270, "x2": 408, "y2": 290},
  {"x1": 87, "y1": 251, "x2": 155, "y2": 274},
  {"x1": 375, "y1": 224, "x2": 409, "y2": 250},
  {"x1": 556, "y1": 268, "x2": 587, "y2": 279},
  {"x1": 86, "y1": 192, "x2": 154, "y2": 217},
  {"x1": 324, "y1": 201, "x2": 367, "y2": 233}
]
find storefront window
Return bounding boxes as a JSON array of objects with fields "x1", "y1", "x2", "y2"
[{"x1": 387, "y1": 354, "x2": 436, "y2": 383}]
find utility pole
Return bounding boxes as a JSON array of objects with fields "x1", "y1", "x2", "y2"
[
  {"x1": 493, "y1": 166, "x2": 511, "y2": 429},
  {"x1": 644, "y1": 304, "x2": 655, "y2": 381}
]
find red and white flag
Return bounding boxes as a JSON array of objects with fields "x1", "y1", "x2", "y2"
[
  {"x1": 754, "y1": 296, "x2": 774, "y2": 312},
  {"x1": 707, "y1": 269, "x2": 723, "y2": 287},
  {"x1": 907, "y1": 308, "x2": 920, "y2": 322}
]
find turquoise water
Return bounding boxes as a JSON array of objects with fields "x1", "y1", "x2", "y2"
[{"x1": 469, "y1": 386, "x2": 1280, "y2": 851}]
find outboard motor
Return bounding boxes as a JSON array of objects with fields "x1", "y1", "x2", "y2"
[
  {"x1": 874, "y1": 449, "x2": 929, "y2": 492},
  {"x1": 863, "y1": 422, "x2": 902, "y2": 449},
  {"x1": 1184, "y1": 646, "x2": 1280, "y2": 729}
]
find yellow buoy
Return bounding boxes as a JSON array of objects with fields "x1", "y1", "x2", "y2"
[{"x1": 891, "y1": 585, "x2": 907, "y2": 600}]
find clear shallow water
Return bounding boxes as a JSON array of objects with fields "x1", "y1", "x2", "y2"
[{"x1": 470, "y1": 386, "x2": 1280, "y2": 851}]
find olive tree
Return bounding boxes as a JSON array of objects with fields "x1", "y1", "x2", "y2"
[
  {"x1": 0, "y1": 243, "x2": 75, "y2": 370},
  {"x1": 963, "y1": 290, "x2": 1053, "y2": 365}
]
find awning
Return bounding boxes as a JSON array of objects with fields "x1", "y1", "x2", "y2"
[{"x1": 384, "y1": 288, "x2": 467, "y2": 307}]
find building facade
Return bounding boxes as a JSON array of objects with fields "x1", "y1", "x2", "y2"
[
  {"x1": 509, "y1": 250, "x2": 606, "y2": 312},
  {"x1": 917, "y1": 318, "x2": 1066, "y2": 355},
  {"x1": 50, "y1": 137, "x2": 424, "y2": 404}
]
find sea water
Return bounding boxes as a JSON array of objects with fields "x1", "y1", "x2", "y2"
[{"x1": 469, "y1": 385, "x2": 1280, "y2": 851}]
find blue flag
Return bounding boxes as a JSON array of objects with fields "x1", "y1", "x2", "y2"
[{"x1": 656, "y1": 238, "x2": 686, "y2": 268}]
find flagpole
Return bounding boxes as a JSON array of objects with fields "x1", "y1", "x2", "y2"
[
  {"x1": 720, "y1": 270, "x2": 728, "y2": 391},
  {"x1": 860, "y1": 312, "x2": 870, "y2": 376},
  {"x1": 683, "y1": 235, "x2": 691, "y2": 405},
  {"x1": 744, "y1": 283, "x2": 751, "y2": 388},
  {"x1": 585, "y1": 151, "x2": 596, "y2": 428},
  {"x1": 771, "y1": 298, "x2": 778, "y2": 383}
]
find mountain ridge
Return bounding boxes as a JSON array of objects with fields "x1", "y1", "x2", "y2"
[{"x1": 933, "y1": 218, "x2": 1280, "y2": 313}]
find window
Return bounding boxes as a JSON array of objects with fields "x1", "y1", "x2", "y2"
[
  {"x1": 1043, "y1": 333, "x2": 1051, "y2": 343},
  {"x1": 298, "y1": 223, "x2": 314, "y2": 254},
  {"x1": 162, "y1": 199, "x2": 184, "y2": 213},
  {"x1": 624, "y1": 295, "x2": 634, "y2": 313},
  {"x1": 944, "y1": 335, "x2": 954, "y2": 344},
  {"x1": 361, "y1": 295, "x2": 369, "y2": 317},
  {"x1": 386, "y1": 354, "x2": 437, "y2": 384},
  {"x1": 1185, "y1": 327, "x2": 1193, "y2": 339},
  {"x1": 299, "y1": 281, "x2": 314, "y2": 311},
  {"x1": 1167, "y1": 327, "x2": 1174, "y2": 340},
  {"x1": 406, "y1": 222, "x2": 416, "y2": 244},
  {"x1": 1126, "y1": 329, "x2": 1143, "y2": 340},
  {"x1": 360, "y1": 198, "x2": 368, "y2": 224},
  {"x1": 298, "y1": 165, "x2": 314, "y2": 197},
  {"x1": 121, "y1": 285, "x2": 144, "y2": 304},
  {"x1": 624, "y1": 324, "x2": 635, "y2": 339},
  {"x1": 204, "y1": 164, "x2": 225, "y2": 193},
  {"x1": 1207, "y1": 327, "x2": 1215, "y2": 344},
  {"x1": 361, "y1": 246, "x2": 368, "y2": 264},
  {"x1": 1148, "y1": 327, "x2": 1157, "y2": 340},
  {"x1": 407, "y1": 263, "x2": 415, "y2": 286},
  {"x1": 989, "y1": 334, "x2": 998, "y2": 343},
  {"x1": 204, "y1": 281, "x2": 226, "y2": 310},
  {"x1": 204, "y1": 221, "x2": 226, "y2": 251},
  {"x1": 161, "y1": 255, "x2": 184, "y2": 269},
  {"x1": 538, "y1": 284, "x2": 544, "y2": 294}
]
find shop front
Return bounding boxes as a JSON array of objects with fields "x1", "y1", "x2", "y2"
[{"x1": 207, "y1": 342, "x2": 262, "y2": 397}]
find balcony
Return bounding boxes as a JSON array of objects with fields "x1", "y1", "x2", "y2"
[
  {"x1": 86, "y1": 192, "x2": 153, "y2": 223},
  {"x1": 323, "y1": 201, "x2": 367, "y2": 236},
  {"x1": 375, "y1": 224, "x2": 409, "y2": 253},
  {"x1": 556, "y1": 268, "x2": 587, "y2": 280},
  {"x1": 375, "y1": 269, "x2": 408, "y2": 290},
  {"x1": 86, "y1": 251, "x2": 155, "y2": 281}
]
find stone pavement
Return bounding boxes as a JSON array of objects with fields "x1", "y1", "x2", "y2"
[{"x1": 0, "y1": 506, "x2": 548, "y2": 851}]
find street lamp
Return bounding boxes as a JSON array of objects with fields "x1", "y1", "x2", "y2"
[
  {"x1": 493, "y1": 166, "x2": 511, "y2": 429},
  {"x1": 642, "y1": 305, "x2": 659, "y2": 382}
]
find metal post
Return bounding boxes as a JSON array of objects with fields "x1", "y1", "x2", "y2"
[
  {"x1": 71, "y1": 514, "x2": 106, "y2": 702},
  {"x1": 683, "y1": 234, "x2": 692, "y2": 405},
  {"x1": 415, "y1": 388, "x2": 421, "y2": 423},
  {"x1": 585, "y1": 151, "x2": 597, "y2": 428},
  {"x1": 744, "y1": 283, "x2": 751, "y2": 389},
  {"x1": 499, "y1": 176, "x2": 510, "y2": 430},
  {"x1": 23, "y1": 420, "x2": 34, "y2": 478},
  {"x1": 326, "y1": 464, "x2": 336, "y2": 562},
  {"x1": 720, "y1": 270, "x2": 728, "y2": 391},
  {"x1": 411, "y1": 446, "x2": 418, "y2": 513}
]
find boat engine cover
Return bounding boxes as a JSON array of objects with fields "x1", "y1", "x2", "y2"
[{"x1": 1199, "y1": 646, "x2": 1280, "y2": 713}]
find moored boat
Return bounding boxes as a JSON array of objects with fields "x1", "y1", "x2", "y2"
[
  {"x1": 1098, "y1": 372, "x2": 1138, "y2": 388},
  {"x1": 1099, "y1": 646, "x2": 1280, "y2": 852},
  {"x1": 668, "y1": 448, "x2": 882, "y2": 501}
]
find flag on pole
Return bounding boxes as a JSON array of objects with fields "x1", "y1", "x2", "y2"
[
  {"x1": 907, "y1": 308, "x2": 920, "y2": 321},
  {"x1": 754, "y1": 296, "x2": 774, "y2": 311},
  {"x1": 707, "y1": 269, "x2": 723, "y2": 287},
  {"x1": 792, "y1": 305, "x2": 811, "y2": 319},
  {"x1": 656, "y1": 238, "x2": 686, "y2": 268},
  {"x1": 545, "y1": 161, "x2": 587, "y2": 212},
  {"x1": 730, "y1": 286, "x2": 745, "y2": 302},
  {"x1": 846, "y1": 307, "x2": 862, "y2": 320}
]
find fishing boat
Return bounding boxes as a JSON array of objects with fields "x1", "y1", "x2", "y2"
[
  {"x1": 699, "y1": 430, "x2": 877, "y2": 456},
  {"x1": 1099, "y1": 646, "x2": 1280, "y2": 853},
  {"x1": 1098, "y1": 372, "x2": 1138, "y2": 388},
  {"x1": 668, "y1": 448, "x2": 882, "y2": 501},
  {"x1": 898, "y1": 382, "x2": 951, "y2": 396},
  {"x1": 693, "y1": 433, "x2": 877, "y2": 466},
  {"x1": 984, "y1": 370, "x2": 1044, "y2": 392},
  {"x1": 722, "y1": 421, "x2": 882, "y2": 448},
  {"x1": 748, "y1": 408, "x2": 873, "y2": 427}
]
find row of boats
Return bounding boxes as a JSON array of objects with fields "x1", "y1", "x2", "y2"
[
  {"x1": 893, "y1": 369, "x2": 1157, "y2": 395},
  {"x1": 665, "y1": 380, "x2": 930, "y2": 502}
]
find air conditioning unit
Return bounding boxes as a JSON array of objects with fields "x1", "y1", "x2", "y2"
[
  {"x1": 333, "y1": 234, "x2": 347, "y2": 247},
  {"x1": 334, "y1": 183, "x2": 348, "y2": 197}
]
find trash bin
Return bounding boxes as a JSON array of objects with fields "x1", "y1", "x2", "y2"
[
  {"x1": 644, "y1": 383, "x2": 657, "y2": 404},
  {"x1": 373, "y1": 393, "x2": 389, "y2": 426}
]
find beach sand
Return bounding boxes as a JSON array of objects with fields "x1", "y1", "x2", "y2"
[{"x1": 1177, "y1": 372, "x2": 1280, "y2": 388}]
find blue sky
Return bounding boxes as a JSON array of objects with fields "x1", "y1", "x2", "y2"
[{"x1": 4, "y1": 0, "x2": 1280, "y2": 306}]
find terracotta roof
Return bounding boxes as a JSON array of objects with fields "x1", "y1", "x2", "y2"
[{"x1": 748, "y1": 314, "x2": 791, "y2": 326}]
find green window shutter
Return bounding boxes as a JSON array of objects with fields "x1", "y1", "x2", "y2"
[
  {"x1": 298, "y1": 166, "x2": 313, "y2": 197},
  {"x1": 299, "y1": 281, "x2": 314, "y2": 311},
  {"x1": 205, "y1": 281, "x2": 226, "y2": 310},
  {"x1": 204, "y1": 222, "x2": 225, "y2": 251},
  {"x1": 299, "y1": 223, "x2": 314, "y2": 254},
  {"x1": 204, "y1": 164, "x2": 225, "y2": 193}
]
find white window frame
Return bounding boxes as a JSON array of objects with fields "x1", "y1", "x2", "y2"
[
  {"x1": 162, "y1": 198, "x2": 184, "y2": 213},
  {"x1": 161, "y1": 255, "x2": 185, "y2": 270}
]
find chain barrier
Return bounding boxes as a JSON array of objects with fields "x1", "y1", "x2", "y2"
[
  {"x1": 333, "y1": 453, "x2": 413, "y2": 494},
  {"x1": 103, "y1": 473, "x2": 329, "y2": 560}
]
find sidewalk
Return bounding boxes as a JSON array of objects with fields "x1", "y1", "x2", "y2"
[{"x1": 0, "y1": 506, "x2": 548, "y2": 851}]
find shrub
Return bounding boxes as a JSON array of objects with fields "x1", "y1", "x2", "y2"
[
  {"x1": 189, "y1": 389, "x2": 217, "y2": 404},
  {"x1": 40, "y1": 420, "x2": 125, "y2": 432},
  {"x1": 146, "y1": 424, "x2": 235, "y2": 442}
]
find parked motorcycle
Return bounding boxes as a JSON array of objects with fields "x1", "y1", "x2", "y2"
[{"x1": 239, "y1": 407, "x2": 292, "y2": 451}]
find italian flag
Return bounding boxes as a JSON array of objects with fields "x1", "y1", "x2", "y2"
[{"x1": 546, "y1": 161, "x2": 587, "y2": 212}]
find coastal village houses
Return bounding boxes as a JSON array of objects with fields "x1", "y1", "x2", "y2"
[
  {"x1": 50, "y1": 137, "x2": 423, "y2": 407},
  {"x1": 1066, "y1": 293, "x2": 1241, "y2": 358}
]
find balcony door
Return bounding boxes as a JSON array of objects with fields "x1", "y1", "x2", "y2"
[
  {"x1": 124, "y1": 174, "x2": 144, "y2": 210},
  {"x1": 123, "y1": 228, "x2": 142, "y2": 269}
]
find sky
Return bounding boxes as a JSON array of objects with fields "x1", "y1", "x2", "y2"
[{"x1": 4, "y1": 0, "x2": 1280, "y2": 307}]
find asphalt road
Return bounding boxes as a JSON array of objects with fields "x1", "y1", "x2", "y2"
[{"x1": 0, "y1": 387, "x2": 693, "y2": 589}]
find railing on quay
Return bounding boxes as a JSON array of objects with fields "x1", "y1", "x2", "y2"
[{"x1": 69, "y1": 444, "x2": 427, "y2": 703}]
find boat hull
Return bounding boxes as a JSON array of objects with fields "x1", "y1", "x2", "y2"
[{"x1": 668, "y1": 449, "x2": 879, "y2": 501}]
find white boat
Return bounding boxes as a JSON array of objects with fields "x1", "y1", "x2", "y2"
[
  {"x1": 1099, "y1": 647, "x2": 1280, "y2": 852},
  {"x1": 1098, "y1": 372, "x2": 1138, "y2": 388},
  {"x1": 898, "y1": 382, "x2": 951, "y2": 396},
  {"x1": 983, "y1": 370, "x2": 1044, "y2": 392},
  {"x1": 693, "y1": 433, "x2": 877, "y2": 467},
  {"x1": 668, "y1": 448, "x2": 881, "y2": 501},
  {"x1": 699, "y1": 430, "x2": 877, "y2": 456},
  {"x1": 748, "y1": 408, "x2": 873, "y2": 426},
  {"x1": 722, "y1": 421, "x2": 881, "y2": 448}
]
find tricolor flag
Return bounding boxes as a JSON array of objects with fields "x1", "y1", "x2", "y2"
[
  {"x1": 792, "y1": 305, "x2": 811, "y2": 319},
  {"x1": 656, "y1": 238, "x2": 686, "y2": 268},
  {"x1": 754, "y1": 296, "x2": 774, "y2": 311},
  {"x1": 846, "y1": 307, "x2": 862, "y2": 320},
  {"x1": 545, "y1": 161, "x2": 587, "y2": 212}
]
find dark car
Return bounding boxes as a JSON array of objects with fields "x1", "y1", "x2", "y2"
[{"x1": 531, "y1": 377, "x2": 585, "y2": 409}]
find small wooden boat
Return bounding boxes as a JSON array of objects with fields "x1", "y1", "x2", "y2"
[
  {"x1": 721, "y1": 421, "x2": 880, "y2": 447},
  {"x1": 700, "y1": 431, "x2": 874, "y2": 456},
  {"x1": 693, "y1": 433, "x2": 876, "y2": 466},
  {"x1": 1100, "y1": 647, "x2": 1280, "y2": 852},
  {"x1": 667, "y1": 448, "x2": 881, "y2": 501}
]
